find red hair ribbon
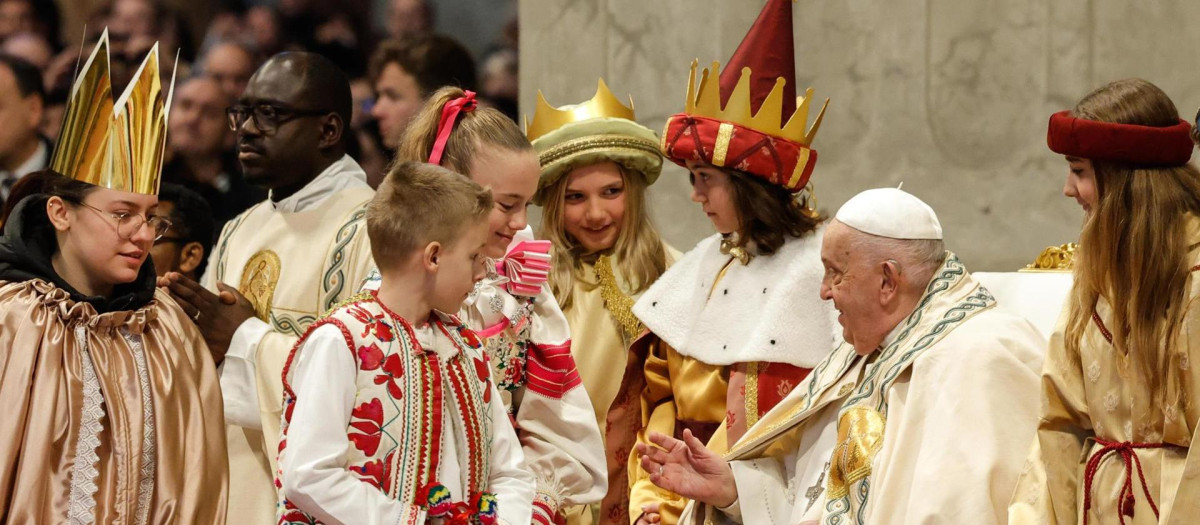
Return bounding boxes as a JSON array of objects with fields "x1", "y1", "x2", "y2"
[
  {"x1": 428, "y1": 91, "x2": 477, "y2": 166},
  {"x1": 1047, "y1": 110, "x2": 1194, "y2": 166}
]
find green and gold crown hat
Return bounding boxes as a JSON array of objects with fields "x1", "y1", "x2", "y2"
[{"x1": 525, "y1": 78, "x2": 663, "y2": 205}]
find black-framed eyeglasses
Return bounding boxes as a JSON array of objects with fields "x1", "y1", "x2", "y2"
[
  {"x1": 74, "y1": 202, "x2": 173, "y2": 241},
  {"x1": 226, "y1": 103, "x2": 330, "y2": 134}
]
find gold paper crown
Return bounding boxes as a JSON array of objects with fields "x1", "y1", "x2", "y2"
[
  {"x1": 525, "y1": 78, "x2": 637, "y2": 141},
  {"x1": 50, "y1": 29, "x2": 175, "y2": 195},
  {"x1": 684, "y1": 60, "x2": 828, "y2": 146}
]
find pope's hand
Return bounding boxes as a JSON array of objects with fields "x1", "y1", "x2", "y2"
[
  {"x1": 636, "y1": 429, "x2": 738, "y2": 508},
  {"x1": 161, "y1": 272, "x2": 254, "y2": 365}
]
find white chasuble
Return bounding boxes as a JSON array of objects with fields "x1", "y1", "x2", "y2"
[
  {"x1": 206, "y1": 156, "x2": 376, "y2": 524},
  {"x1": 681, "y1": 254, "x2": 1045, "y2": 525}
]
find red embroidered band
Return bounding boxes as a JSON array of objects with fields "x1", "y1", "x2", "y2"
[
  {"x1": 1047, "y1": 110, "x2": 1194, "y2": 166},
  {"x1": 428, "y1": 91, "x2": 478, "y2": 166}
]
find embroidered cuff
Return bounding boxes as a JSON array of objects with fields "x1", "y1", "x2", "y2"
[{"x1": 531, "y1": 486, "x2": 561, "y2": 525}]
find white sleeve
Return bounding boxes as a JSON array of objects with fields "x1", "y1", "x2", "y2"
[
  {"x1": 486, "y1": 380, "x2": 536, "y2": 525},
  {"x1": 518, "y1": 285, "x2": 607, "y2": 522},
  {"x1": 218, "y1": 316, "x2": 271, "y2": 429},
  {"x1": 279, "y1": 324, "x2": 408, "y2": 525}
]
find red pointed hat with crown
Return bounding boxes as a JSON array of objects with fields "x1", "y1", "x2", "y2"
[{"x1": 661, "y1": 0, "x2": 828, "y2": 192}]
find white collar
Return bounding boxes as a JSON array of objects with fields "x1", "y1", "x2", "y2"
[{"x1": 268, "y1": 154, "x2": 369, "y2": 213}]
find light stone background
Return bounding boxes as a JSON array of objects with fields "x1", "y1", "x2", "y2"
[{"x1": 519, "y1": 0, "x2": 1200, "y2": 271}]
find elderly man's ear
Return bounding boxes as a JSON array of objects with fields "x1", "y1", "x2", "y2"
[{"x1": 879, "y1": 260, "x2": 903, "y2": 302}]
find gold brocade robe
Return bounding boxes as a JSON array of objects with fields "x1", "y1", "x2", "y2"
[
  {"x1": 560, "y1": 248, "x2": 678, "y2": 525},
  {"x1": 601, "y1": 232, "x2": 836, "y2": 525},
  {"x1": 0, "y1": 280, "x2": 228, "y2": 524},
  {"x1": 565, "y1": 249, "x2": 680, "y2": 447},
  {"x1": 1010, "y1": 233, "x2": 1200, "y2": 524},
  {"x1": 602, "y1": 231, "x2": 835, "y2": 524}
]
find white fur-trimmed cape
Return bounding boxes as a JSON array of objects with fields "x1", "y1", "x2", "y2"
[{"x1": 631, "y1": 229, "x2": 841, "y2": 368}]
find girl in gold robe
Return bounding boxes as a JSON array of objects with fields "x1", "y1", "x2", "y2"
[
  {"x1": 530, "y1": 80, "x2": 678, "y2": 525},
  {"x1": 1010, "y1": 78, "x2": 1200, "y2": 524},
  {"x1": 606, "y1": 2, "x2": 843, "y2": 522},
  {"x1": 0, "y1": 170, "x2": 228, "y2": 524}
]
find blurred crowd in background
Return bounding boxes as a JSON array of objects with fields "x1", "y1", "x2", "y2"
[{"x1": 0, "y1": 0, "x2": 519, "y2": 260}]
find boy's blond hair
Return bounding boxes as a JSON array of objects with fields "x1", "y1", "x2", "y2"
[{"x1": 366, "y1": 161, "x2": 493, "y2": 271}]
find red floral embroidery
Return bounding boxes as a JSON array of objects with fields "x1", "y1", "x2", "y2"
[
  {"x1": 458, "y1": 325, "x2": 482, "y2": 348},
  {"x1": 348, "y1": 305, "x2": 395, "y2": 341},
  {"x1": 279, "y1": 504, "x2": 319, "y2": 524},
  {"x1": 351, "y1": 451, "x2": 394, "y2": 493},
  {"x1": 474, "y1": 357, "x2": 493, "y2": 403},
  {"x1": 358, "y1": 343, "x2": 384, "y2": 370},
  {"x1": 505, "y1": 357, "x2": 524, "y2": 387},
  {"x1": 348, "y1": 399, "x2": 383, "y2": 455},
  {"x1": 374, "y1": 354, "x2": 405, "y2": 399}
]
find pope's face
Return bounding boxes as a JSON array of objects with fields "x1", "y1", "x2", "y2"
[
  {"x1": 1063, "y1": 156, "x2": 1099, "y2": 215},
  {"x1": 819, "y1": 221, "x2": 891, "y2": 355}
]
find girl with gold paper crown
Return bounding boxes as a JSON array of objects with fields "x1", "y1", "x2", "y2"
[
  {"x1": 362, "y1": 86, "x2": 607, "y2": 524},
  {"x1": 605, "y1": 1, "x2": 841, "y2": 523},
  {"x1": 527, "y1": 80, "x2": 680, "y2": 524},
  {"x1": 0, "y1": 31, "x2": 228, "y2": 523},
  {"x1": 1009, "y1": 80, "x2": 1200, "y2": 524}
]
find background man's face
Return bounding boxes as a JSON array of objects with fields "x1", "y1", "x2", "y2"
[
  {"x1": 170, "y1": 78, "x2": 231, "y2": 158},
  {"x1": 149, "y1": 201, "x2": 182, "y2": 277},
  {"x1": 0, "y1": 63, "x2": 39, "y2": 165},
  {"x1": 203, "y1": 43, "x2": 256, "y2": 101}
]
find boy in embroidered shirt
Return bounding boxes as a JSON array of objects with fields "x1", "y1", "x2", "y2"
[{"x1": 275, "y1": 161, "x2": 535, "y2": 524}]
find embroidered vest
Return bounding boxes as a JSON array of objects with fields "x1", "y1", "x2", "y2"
[
  {"x1": 361, "y1": 268, "x2": 583, "y2": 412},
  {"x1": 275, "y1": 293, "x2": 498, "y2": 524}
]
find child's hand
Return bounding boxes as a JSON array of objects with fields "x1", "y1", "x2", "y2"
[{"x1": 634, "y1": 503, "x2": 661, "y2": 524}]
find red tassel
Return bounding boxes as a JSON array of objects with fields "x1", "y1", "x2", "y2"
[{"x1": 1122, "y1": 494, "x2": 1135, "y2": 517}]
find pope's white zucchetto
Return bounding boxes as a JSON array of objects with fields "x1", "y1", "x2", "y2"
[{"x1": 834, "y1": 188, "x2": 943, "y2": 240}]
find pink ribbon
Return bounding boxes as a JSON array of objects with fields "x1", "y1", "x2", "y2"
[
  {"x1": 496, "y1": 239, "x2": 552, "y2": 297},
  {"x1": 428, "y1": 91, "x2": 477, "y2": 166}
]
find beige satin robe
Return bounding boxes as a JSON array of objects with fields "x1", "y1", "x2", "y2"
[{"x1": 0, "y1": 280, "x2": 228, "y2": 524}]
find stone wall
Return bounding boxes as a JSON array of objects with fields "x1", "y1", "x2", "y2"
[{"x1": 519, "y1": 0, "x2": 1200, "y2": 270}]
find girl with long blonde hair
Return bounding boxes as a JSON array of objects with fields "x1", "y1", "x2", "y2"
[
  {"x1": 1010, "y1": 78, "x2": 1200, "y2": 524},
  {"x1": 529, "y1": 81, "x2": 678, "y2": 524},
  {"x1": 361, "y1": 86, "x2": 607, "y2": 525}
]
